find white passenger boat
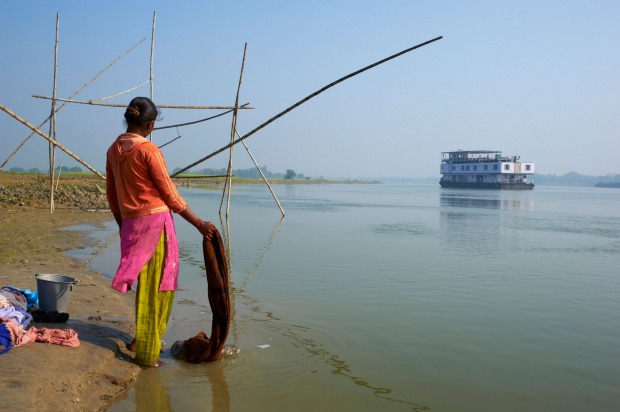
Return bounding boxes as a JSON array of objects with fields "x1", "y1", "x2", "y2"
[{"x1": 439, "y1": 150, "x2": 535, "y2": 190}]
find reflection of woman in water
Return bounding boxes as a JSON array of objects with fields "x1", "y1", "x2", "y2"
[{"x1": 106, "y1": 97, "x2": 215, "y2": 367}]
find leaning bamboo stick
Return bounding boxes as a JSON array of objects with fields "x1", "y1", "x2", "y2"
[
  {"x1": 0, "y1": 104, "x2": 105, "y2": 180},
  {"x1": 218, "y1": 171, "x2": 231, "y2": 214},
  {"x1": 55, "y1": 162, "x2": 63, "y2": 191},
  {"x1": 153, "y1": 103, "x2": 251, "y2": 131},
  {"x1": 158, "y1": 130, "x2": 181, "y2": 149},
  {"x1": 175, "y1": 174, "x2": 229, "y2": 179},
  {"x1": 149, "y1": 11, "x2": 156, "y2": 142},
  {"x1": 171, "y1": 36, "x2": 443, "y2": 177},
  {"x1": 228, "y1": 43, "x2": 248, "y2": 217},
  {"x1": 30, "y1": 96, "x2": 253, "y2": 110},
  {"x1": 49, "y1": 13, "x2": 60, "y2": 213},
  {"x1": 237, "y1": 129, "x2": 285, "y2": 217},
  {"x1": 220, "y1": 43, "x2": 248, "y2": 217},
  {"x1": 89, "y1": 79, "x2": 149, "y2": 102},
  {"x1": 0, "y1": 37, "x2": 146, "y2": 170},
  {"x1": 150, "y1": 11, "x2": 156, "y2": 101}
]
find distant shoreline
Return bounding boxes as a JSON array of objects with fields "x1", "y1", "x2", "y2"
[
  {"x1": 594, "y1": 182, "x2": 620, "y2": 188},
  {"x1": 173, "y1": 175, "x2": 382, "y2": 187}
]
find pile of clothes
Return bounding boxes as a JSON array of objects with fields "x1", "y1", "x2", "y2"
[{"x1": 0, "y1": 286, "x2": 79, "y2": 354}]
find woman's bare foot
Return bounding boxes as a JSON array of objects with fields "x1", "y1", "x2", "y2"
[
  {"x1": 127, "y1": 338, "x2": 165, "y2": 353},
  {"x1": 133, "y1": 358, "x2": 164, "y2": 368}
]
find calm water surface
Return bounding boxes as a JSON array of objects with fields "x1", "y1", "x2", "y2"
[{"x1": 96, "y1": 184, "x2": 619, "y2": 412}]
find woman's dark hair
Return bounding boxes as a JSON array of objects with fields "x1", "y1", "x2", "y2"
[{"x1": 124, "y1": 97, "x2": 160, "y2": 127}]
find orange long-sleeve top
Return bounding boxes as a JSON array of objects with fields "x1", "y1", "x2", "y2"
[{"x1": 106, "y1": 133, "x2": 187, "y2": 220}]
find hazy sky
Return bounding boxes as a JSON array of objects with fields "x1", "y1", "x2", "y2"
[{"x1": 1, "y1": 1, "x2": 619, "y2": 178}]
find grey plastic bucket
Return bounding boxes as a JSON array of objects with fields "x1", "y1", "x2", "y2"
[{"x1": 35, "y1": 274, "x2": 78, "y2": 312}]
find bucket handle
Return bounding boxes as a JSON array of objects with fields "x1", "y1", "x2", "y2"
[{"x1": 34, "y1": 274, "x2": 79, "y2": 290}]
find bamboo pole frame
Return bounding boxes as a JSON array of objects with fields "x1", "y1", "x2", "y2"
[
  {"x1": 0, "y1": 37, "x2": 146, "y2": 170},
  {"x1": 3, "y1": 11, "x2": 440, "y2": 223},
  {"x1": 171, "y1": 36, "x2": 443, "y2": 177}
]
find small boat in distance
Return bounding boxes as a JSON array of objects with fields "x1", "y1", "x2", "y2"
[{"x1": 439, "y1": 150, "x2": 535, "y2": 190}]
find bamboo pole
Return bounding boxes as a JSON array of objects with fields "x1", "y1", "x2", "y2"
[
  {"x1": 153, "y1": 103, "x2": 251, "y2": 131},
  {"x1": 0, "y1": 104, "x2": 105, "y2": 180},
  {"x1": 149, "y1": 11, "x2": 156, "y2": 141},
  {"x1": 220, "y1": 43, "x2": 248, "y2": 217},
  {"x1": 1, "y1": 37, "x2": 146, "y2": 170},
  {"x1": 174, "y1": 174, "x2": 230, "y2": 179},
  {"x1": 88, "y1": 79, "x2": 150, "y2": 102},
  {"x1": 48, "y1": 13, "x2": 60, "y2": 213},
  {"x1": 237, "y1": 129, "x2": 285, "y2": 217},
  {"x1": 150, "y1": 11, "x2": 156, "y2": 101},
  {"x1": 171, "y1": 36, "x2": 443, "y2": 177},
  {"x1": 55, "y1": 162, "x2": 63, "y2": 191},
  {"x1": 158, "y1": 128, "x2": 181, "y2": 149},
  {"x1": 30, "y1": 96, "x2": 252, "y2": 110}
]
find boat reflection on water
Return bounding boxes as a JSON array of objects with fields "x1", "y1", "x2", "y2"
[
  {"x1": 440, "y1": 191, "x2": 534, "y2": 210},
  {"x1": 439, "y1": 191, "x2": 534, "y2": 255}
]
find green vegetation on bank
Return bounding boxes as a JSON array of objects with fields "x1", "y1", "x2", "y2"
[{"x1": 1, "y1": 168, "x2": 380, "y2": 185}]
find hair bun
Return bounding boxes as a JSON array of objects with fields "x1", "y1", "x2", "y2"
[{"x1": 126, "y1": 106, "x2": 140, "y2": 118}]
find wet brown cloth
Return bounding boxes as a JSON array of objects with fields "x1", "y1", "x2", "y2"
[{"x1": 176, "y1": 229, "x2": 230, "y2": 362}]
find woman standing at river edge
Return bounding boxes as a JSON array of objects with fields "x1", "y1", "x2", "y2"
[{"x1": 105, "y1": 96, "x2": 215, "y2": 367}]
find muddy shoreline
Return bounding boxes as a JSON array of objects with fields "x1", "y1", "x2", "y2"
[{"x1": 0, "y1": 172, "x2": 140, "y2": 411}]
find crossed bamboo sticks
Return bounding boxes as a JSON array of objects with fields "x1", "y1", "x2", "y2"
[{"x1": 0, "y1": 10, "x2": 442, "y2": 217}]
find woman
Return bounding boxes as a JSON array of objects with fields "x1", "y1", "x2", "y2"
[{"x1": 106, "y1": 97, "x2": 214, "y2": 367}]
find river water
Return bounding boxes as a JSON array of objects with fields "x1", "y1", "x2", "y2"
[{"x1": 91, "y1": 184, "x2": 619, "y2": 412}]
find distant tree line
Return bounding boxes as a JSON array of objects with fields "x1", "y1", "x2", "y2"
[
  {"x1": 533, "y1": 172, "x2": 620, "y2": 187},
  {"x1": 10, "y1": 165, "x2": 311, "y2": 180},
  {"x1": 172, "y1": 166, "x2": 309, "y2": 180},
  {"x1": 9, "y1": 166, "x2": 84, "y2": 173}
]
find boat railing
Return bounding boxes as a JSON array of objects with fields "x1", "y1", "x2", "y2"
[{"x1": 441, "y1": 156, "x2": 520, "y2": 164}]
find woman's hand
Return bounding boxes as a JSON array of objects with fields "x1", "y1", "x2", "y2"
[{"x1": 198, "y1": 220, "x2": 216, "y2": 240}]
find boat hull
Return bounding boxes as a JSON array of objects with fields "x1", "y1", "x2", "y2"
[{"x1": 439, "y1": 180, "x2": 534, "y2": 190}]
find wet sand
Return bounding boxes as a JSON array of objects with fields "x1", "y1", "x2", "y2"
[{"x1": 0, "y1": 173, "x2": 140, "y2": 411}]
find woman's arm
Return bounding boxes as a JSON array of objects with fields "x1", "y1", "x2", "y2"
[{"x1": 179, "y1": 207, "x2": 216, "y2": 240}]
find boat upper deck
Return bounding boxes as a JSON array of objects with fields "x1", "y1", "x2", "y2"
[{"x1": 441, "y1": 150, "x2": 520, "y2": 164}]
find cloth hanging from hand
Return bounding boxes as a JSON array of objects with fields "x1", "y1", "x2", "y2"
[{"x1": 174, "y1": 229, "x2": 230, "y2": 363}]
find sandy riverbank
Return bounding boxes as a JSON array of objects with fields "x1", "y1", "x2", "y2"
[{"x1": 0, "y1": 172, "x2": 140, "y2": 411}]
